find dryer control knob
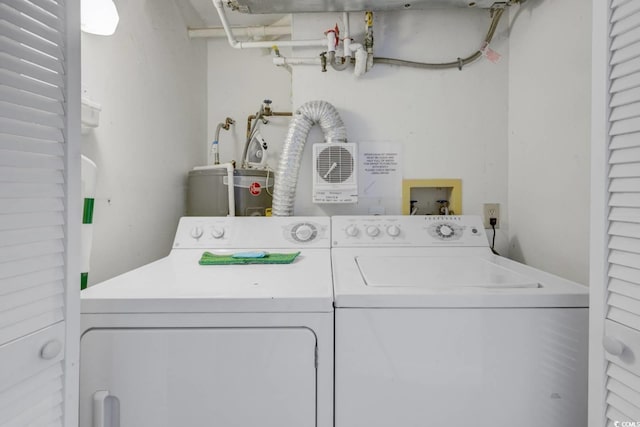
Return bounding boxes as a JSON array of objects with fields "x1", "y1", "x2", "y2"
[
  {"x1": 345, "y1": 225, "x2": 359, "y2": 237},
  {"x1": 190, "y1": 226, "x2": 204, "y2": 239},
  {"x1": 366, "y1": 226, "x2": 380, "y2": 237},
  {"x1": 387, "y1": 225, "x2": 401, "y2": 237},
  {"x1": 211, "y1": 227, "x2": 225, "y2": 239},
  {"x1": 439, "y1": 224, "x2": 453, "y2": 237},
  {"x1": 294, "y1": 224, "x2": 315, "y2": 242}
]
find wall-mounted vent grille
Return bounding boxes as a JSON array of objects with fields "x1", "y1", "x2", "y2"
[{"x1": 312, "y1": 143, "x2": 358, "y2": 204}]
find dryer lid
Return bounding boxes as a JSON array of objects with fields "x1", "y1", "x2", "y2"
[{"x1": 356, "y1": 256, "x2": 539, "y2": 289}]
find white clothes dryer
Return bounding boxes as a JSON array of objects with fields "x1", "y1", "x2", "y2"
[
  {"x1": 331, "y1": 215, "x2": 588, "y2": 427},
  {"x1": 80, "y1": 216, "x2": 333, "y2": 427}
]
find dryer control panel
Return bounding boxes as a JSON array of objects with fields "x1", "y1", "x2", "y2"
[
  {"x1": 173, "y1": 216, "x2": 330, "y2": 249},
  {"x1": 332, "y1": 215, "x2": 488, "y2": 247}
]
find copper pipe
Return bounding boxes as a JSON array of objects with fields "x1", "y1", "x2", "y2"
[{"x1": 246, "y1": 111, "x2": 292, "y2": 139}]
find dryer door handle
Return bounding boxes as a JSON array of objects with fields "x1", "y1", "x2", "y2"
[{"x1": 93, "y1": 390, "x2": 119, "y2": 427}]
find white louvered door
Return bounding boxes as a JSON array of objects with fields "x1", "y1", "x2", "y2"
[
  {"x1": 594, "y1": 0, "x2": 640, "y2": 425},
  {"x1": 0, "y1": 0, "x2": 80, "y2": 426}
]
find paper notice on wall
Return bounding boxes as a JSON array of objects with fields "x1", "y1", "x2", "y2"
[{"x1": 359, "y1": 143, "x2": 402, "y2": 198}]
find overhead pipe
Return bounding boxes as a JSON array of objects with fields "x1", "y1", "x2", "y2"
[
  {"x1": 373, "y1": 4, "x2": 507, "y2": 70},
  {"x1": 212, "y1": 0, "x2": 326, "y2": 49},
  {"x1": 188, "y1": 25, "x2": 291, "y2": 39},
  {"x1": 272, "y1": 101, "x2": 347, "y2": 216}
]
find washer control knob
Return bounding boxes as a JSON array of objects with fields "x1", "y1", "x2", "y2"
[
  {"x1": 345, "y1": 225, "x2": 359, "y2": 237},
  {"x1": 294, "y1": 224, "x2": 315, "y2": 242},
  {"x1": 211, "y1": 227, "x2": 225, "y2": 239},
  {"x1": 366, "y1": 226, "x2": 380, "y2": 237},
  {"x1": 439, "y1": 224, "x2": 453, "y2": 237},
  {"x1": 387, "y1": 225, "x2": 401, "y2": 237},
  {"x1": 190, "y1": 226, "x2": 204, "y2": 239}
]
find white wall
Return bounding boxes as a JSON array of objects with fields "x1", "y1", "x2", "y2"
[
  {"x1": 508, "y1": 0, "x2": 591, "y2": 284},
  {"x1": 289, "y1": 9, "x2": 511, "y2": 253},
  {"x1": 81, "y1": 0, "x2": 207, "y2": 284}
]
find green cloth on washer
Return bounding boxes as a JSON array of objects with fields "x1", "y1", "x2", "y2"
[{"x1": 199, "y1": 251, "x2": 301, "y2": 265}]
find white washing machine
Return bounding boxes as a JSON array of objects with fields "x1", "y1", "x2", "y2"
[
  {"x1": 331, "y1": 215, "x2": 588, "y2": 427},
  {"x1": 80, "y1": 216, "x2": 333, "y2": 427}
]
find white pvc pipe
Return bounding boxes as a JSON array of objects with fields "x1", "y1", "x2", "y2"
[
  {"x1": 192, "y1": 163, "x2": 236, "y2": 216},
  {"x1": 212, "y1": 0, "x2": 326, "y2": 49},
  {"x1": 188, "y1": 26, "x2": 291, "y2": 39},
  {"x1": 273, "y1": 56, "x2": 322, "y2": 66}
]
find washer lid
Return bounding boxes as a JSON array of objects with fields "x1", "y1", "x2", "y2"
[
  {"x1": 332, "y1": 248, "x2": 588, "y2": 308},
  {"x1": 356, "y1": 256, "x2": 539, "y2": 289}
]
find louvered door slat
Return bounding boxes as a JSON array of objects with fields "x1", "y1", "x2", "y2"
[
  {"x1": 0, "y1": 267, "x2": 64, "y2": 296},
  {"x1": 610, "y1": 221, "x2": 640, "y2": 237},
  {"x1": 0, "y1": 20, "x2": 63, "y2": 62},
  {"x1": 0, "y1": 151, "x2": 64, "y2": 169},
  {"x1": 0, "y1": 240, "x2": 64, "y2": 264},
  {"x1": 610, "y1": 207, "x2": 640, "y2": 223},
  {"x1": 0, "y1": 227, "x2": 64, "y2": 249},
  {"x1": 0, "y1": 101, "x2": 64, "y2": 129},
  {"x1": 28, "y1": 0, "x2": 65, "y2": 20},
  {"x1": 1, "y1": 54, "x2": 65, "y2": 89},
  {"x1": 0, "y1": 282, "x2": 63, "y2": 313},
  {"x1": 3, "y1": 0, "x2": 63, "y2": 33},
  {"x1": 610, "y1": 132, "x2": 640, "y2": 149},
  {"x1": 613, "y1": 0, "x2": 640, "y2": 22},
  {"x1": 608, "y1": 292, "x2": 640, "y2": 316},
  {"x1": 0, "y1": 167, "x2": 64, "y2": 185},
  {"x1": 3, "y1": 392, "x2": 63, "y2": 427},
  {"x1": 607, "y1": 406, "x2": 633, "y2": 424},
  {"x1": 0, "y1": 4, "x2": 64, "y2": 47},
  {"x1": 610, "y1": 162, "x2": 640, "y2": 177},
  {"x1": 609, "y1": 192, "x2": 640, "y2": 207},
  {"x1": 612, "y1": 55, "x2": 640, "y2": 80},
  {"x1": 0, "y1": 38, "x2": 64, "y2": 75},
  {"x1": 611, "y1": 67, "x2": 640, "y2": 91},
  {"x1": 610, "y1": 277, "x2": 640, "y2": 299},
  {"x1": 612, "y1": 0, "x2": 635, "y2": 10},
  {"x1": 613, "y1": 24, "x2": 640, "y2": 52},
  {"x1": 612, "y1": 3, "x2": 640, "y2": 36},
  {"x1": 610, "y1": 249, "x2": 640, "y2": 269},
  {"x1": 608, "y1": 306, "x2": 640, "y2": 330},
  {"x1": 0, "y1": 183, "x2": 64, "y2": 199},
  {"x1": 0, "y1": 117, "x2": 64, "y2": 142},
  {"x1": 610, "y1": 263, "x2": 640, "y2": 283},
  {"x1": 610, "y1": 117, "x2": 640, "y2": 136},
  {"x1": 0, "y1": 86, "x2": 65, "y2": 117},
  {"x1": 0, "y1": 134, "x2": 64, "y2": 156},
  {"x1": 0, "y1": 69, "x2": 64, "y2": 102},
  {"x1": 610, "y1": 101, "x2": 640, "y2": 121},
  {"x1": 0, "y1": 253, "x2": 63, "y2": 280},
  {"x1": 0, "y1": 198, "x2": 64, "y2": 215},
  {"x1": 611, "y1": 177, "x2": 640, "y2": 191},
  {"x1": 610, "y1": 235, "x2": 640, "y2": 256},
  {"x1": 611, "y1": 85, "x2": 640, "y2": 107}
]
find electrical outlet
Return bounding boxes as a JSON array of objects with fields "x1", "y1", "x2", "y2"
[{"x1": 483, "y1": 203, "x2": 500, "y2": 229}]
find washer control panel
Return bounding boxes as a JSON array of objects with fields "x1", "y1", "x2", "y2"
[
  {"x1": 173, "y1": 216, "x2": 330, "y2": 249},
  {"x1": 332, "y1": 215, "x2": 487, "y2": 247}
]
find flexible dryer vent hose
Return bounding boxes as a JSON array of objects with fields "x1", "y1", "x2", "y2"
[{"x1": 272, "y1": 100, "x2": 347, "y2": 216}]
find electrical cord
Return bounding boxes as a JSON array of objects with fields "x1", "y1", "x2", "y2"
[{"x1": 490, "y1": 219, "x2": 499, "y2": 256}]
